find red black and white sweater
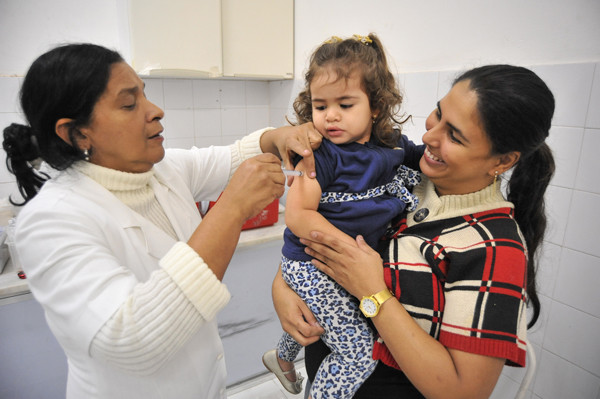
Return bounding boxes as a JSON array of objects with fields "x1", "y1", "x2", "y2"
[{"x1": 373, "y1": 177, "x2": 528, "y2": 369}]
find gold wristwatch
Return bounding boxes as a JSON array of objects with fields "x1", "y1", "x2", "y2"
[{"x1": 359, "y1": 289, "x2": 394, "y2": 318}]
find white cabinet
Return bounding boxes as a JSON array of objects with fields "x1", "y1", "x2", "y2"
[
  {"x1": 128, "y1": 0, "x2": 294, "y2": 79},
  {"x1": 221, "y1": 0, "x2": 294, "y2": 79}
]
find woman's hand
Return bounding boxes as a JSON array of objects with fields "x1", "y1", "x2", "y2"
[
  {"x1": 272, "y1": 267, "x2": 324, "y2": 345},
  {"x1": 220, "y1": 153, "x2": 285, "y2": 222},
  {"x1": 260, "y1": 123, "x2": 323, "y2": 184},
  {"x1": 300, "y1": 232, "x2": 388, "y2": 299}
]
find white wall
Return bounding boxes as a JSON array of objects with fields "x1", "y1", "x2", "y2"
[
  {"x1": 0, "y1": 1, "x2": 599, "y2": 398},
  {"x1": 0, "y1": 0, "x2": 130, "y2": 76},
  {"x1": 293, "y1": 0, "x2": 600, "y2": 74}
]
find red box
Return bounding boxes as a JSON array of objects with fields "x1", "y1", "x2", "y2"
[{"x1": 203, "y1": 197, "x2": 279, "y2": 231}]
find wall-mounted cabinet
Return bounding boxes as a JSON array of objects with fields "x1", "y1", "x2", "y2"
[{"x1": 128, "y1": 0, "x2": 294, "y2": 79}]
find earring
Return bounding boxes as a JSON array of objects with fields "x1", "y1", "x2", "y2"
[
  {"x1": 83, "y1": 149, "x2": 90, "y2": 162},
  {"x1": 372, "y1": 115, "x2": 376, "y2": 124},
  {"x1": 493, "y1": 171, "x2": 499, "y2": 191}
]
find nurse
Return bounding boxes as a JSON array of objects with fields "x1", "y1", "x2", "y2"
[{"x1": 2, "y1": 43, "x2": 319, "y2": 398}]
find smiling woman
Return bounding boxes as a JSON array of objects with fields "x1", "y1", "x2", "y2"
[
  {"x1": 274, "y1": 64, "x2": 556, "y2": 399},
  {"x1": 1, "y1": 43, "x2": 321, "y2": 399}
]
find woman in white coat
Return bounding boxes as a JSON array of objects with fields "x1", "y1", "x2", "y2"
[{"x1": 2, "y1": 43, "x2": 319, "y2": 398}]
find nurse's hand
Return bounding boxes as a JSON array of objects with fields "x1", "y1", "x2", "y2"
[
  {"x1": 272, "y1": 266, "x2": 324, "y2": 345},
  {"x1": 220, "y1": 153, "x2": 286, "y2": 222},
  {"x1": 260, "y1": 123, "x2": 322, "y2": 185}
]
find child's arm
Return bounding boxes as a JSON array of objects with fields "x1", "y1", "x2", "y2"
[{"x1": 285, "y1": 159, "x2": 357, "y2": 248}]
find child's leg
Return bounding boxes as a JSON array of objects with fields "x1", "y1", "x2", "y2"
[{"x1": 283, "y1": 259, "x2": 378, "y2": 399}]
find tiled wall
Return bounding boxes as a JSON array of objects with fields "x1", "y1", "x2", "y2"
[{"x1": 1, "y1": 62, "x2": 599, "y2": 398}]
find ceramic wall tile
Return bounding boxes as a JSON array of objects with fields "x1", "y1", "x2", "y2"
[
  {"x1": 193, "y1": 136, "x2": 222, "y2": 148},
  {"x1": 269, "y1": 107, "x2": 292, "y2": 128},
  {"x1": 162, "y1": 109, "x2": 194, "y2": 140},
  {"x1": 564, "y1": 190, "x2": 600, "y2": 257},
  {"x1": 192, "y1": 79, "x2": 221, "y2": 109},
  {"x1": 221, "y1": 108, "x2": 247, "y2": 137},
  {"x1": 555, "y1": 248, "x2": 600, "y2": 318},
  {"x1": 528, "y1": 295, "x2": 552, "y2": 346},
  {"x1": 193, "y1": 109, "x2": 221, "y2": 138},
  {"x1": 586, "y1": 64, "x2": 600, "y2": 129},
  {"x1": 536, "y1": 242, "x2": 561, "y2": 297},
  {"x1": 437, "y1": 70, "x2": 459, "y2": 98},
  {"x1": 164, "y1": 137, "x2": 194, "y2": 150},
  {"x1": 141, "y1": 78, "x2": 164, "y2": 110},
  {"x1": 162, "y1": 79, "x2": 194, "y2": 110},
  {"x1": 533, "y1": 349, "x2": 600, "y2": 399},
  {"x1": 543, "y1": 300, "x2": 600, "y2": 376},
  {"x1": 245, "y1": 81, "x2": 269, "y2": 107},
  {"x1": 269, "y1": 79, "x2": 299, "y2": 109},
  {"x1": 544, "y1": 185, "x2": 573, "y2": 245},
  {"x1": 547, "y1": 126, "x2": 584, "y2": 189},
  {"x1": 220, "y1": 80, "x2": 246, "y2": 108},
  {"x1": 246, "y1": 107, "x2": 269, "y2": 133},
  {"x1": 0, "y1": 77, "x2": 21, "y2": 113},
  {"x1": 402, "y1": 71, "x2": 439, "y2": 118},
  {"x1": 531, "y1": 63, "x2": 595, "y2": 128},
  {"x1": 575, "y1": 128, "x2": 600, "y2": 194},
  {"x1": 400, "y1": 116, "x2": 425, "y2": 144}
]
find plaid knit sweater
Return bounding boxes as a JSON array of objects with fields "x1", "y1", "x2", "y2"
[{"x1": 373, "y1": 177, "x2": 528, "y2": 369}]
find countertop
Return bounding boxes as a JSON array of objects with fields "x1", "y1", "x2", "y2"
[{"x1": 0, "y1": 215, "x2": 286, "y2": 303}]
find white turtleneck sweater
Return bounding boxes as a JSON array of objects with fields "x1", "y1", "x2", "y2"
[{"x1": 71, "y1": 131, "x2": 264, "y2": 374}]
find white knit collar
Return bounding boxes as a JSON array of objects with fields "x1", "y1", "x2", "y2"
[
  {"x1": 407, "y1": 177, "x2": 513, "y2": 227},
  {"x1": 74, "y1": 161, "x2": 154, "y2": 192}
]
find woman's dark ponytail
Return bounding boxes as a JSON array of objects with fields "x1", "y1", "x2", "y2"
[
  {"x1": 455, "y1": 65, "x2": 555, "y2": 329},
  {"x1": 3, "y1": 124, "x2": 48, "y2": 205},
  {"x1": 507, "y1": 143, "x2": 555, "y2": 328}
]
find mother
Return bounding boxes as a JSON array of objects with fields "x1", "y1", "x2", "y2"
[
  {"x1": 3, "y1": 43, "x2": 318, "y2": 399},
  {"x1": 274, "y1": 64, "x2": 555, "y2": 398}
]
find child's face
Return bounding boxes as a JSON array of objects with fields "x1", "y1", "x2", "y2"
[{"x1": 310, "y1": 68, "x2": 374, "y2": 145}]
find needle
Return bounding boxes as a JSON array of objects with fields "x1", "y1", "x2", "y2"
[{"x1": 282, "y1": 169, "x2": 303, "y2": 176}]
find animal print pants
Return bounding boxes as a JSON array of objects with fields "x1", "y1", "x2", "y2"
[{"x1": 277, "y1": 256, "x2": 377, "y2": 399}]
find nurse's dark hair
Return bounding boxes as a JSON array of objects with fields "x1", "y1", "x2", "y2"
[
  {"x1": 2, "y1": 43, "x2": 124, "y2": 205},
  {"x1": 454, "y1": 65, "x2": 555, "y2": 329},
  {"x1": 292, "y1": 33, "x2": 406, "y2": 148}
]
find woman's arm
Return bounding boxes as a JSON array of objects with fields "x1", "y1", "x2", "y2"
[
  {"x1": 272, "y1": 266, "x2": 325, "y2": 345},
  {"x1": 301, "y1": 232, "x2": 504, "y2": 399}
]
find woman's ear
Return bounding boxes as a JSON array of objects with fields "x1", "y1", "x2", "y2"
[
  {"x1": 491, "y1": 151, "x2": 521, "y2": 176},
  {"x1": 55, "y1": 118, "x2": 75, "y2": 145},
  {"x1": 55, "y1": 118, "x2": 88, "y2": 149}
]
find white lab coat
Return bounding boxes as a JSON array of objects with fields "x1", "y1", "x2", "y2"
[{"x1": 14, "y1": 146, "x2": 236, "y2": 398}]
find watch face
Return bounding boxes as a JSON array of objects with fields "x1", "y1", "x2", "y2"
[{"x1": 360, "y1": 297, "x2": 378, "y2": 317}]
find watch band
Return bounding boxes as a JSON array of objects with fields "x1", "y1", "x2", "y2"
[{"x1": 372, "y1": 288, "x2": 394, "y2": 307}]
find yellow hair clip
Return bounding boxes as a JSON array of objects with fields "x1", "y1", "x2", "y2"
[
  {"x1": 325, "y1": 36, "x2": 343, "y2": 44},
  {"x1": 353, "y1": 34, "x2": 372, "y2": 45}
]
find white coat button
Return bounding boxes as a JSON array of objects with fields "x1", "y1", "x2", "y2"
[{"x1": 217, "y1": 353, "x2": 224, "y2": 360}]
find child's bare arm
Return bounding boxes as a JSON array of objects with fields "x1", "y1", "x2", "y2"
[{"x1": 285, "y1": 159, "x2": 357, "y2": 248}]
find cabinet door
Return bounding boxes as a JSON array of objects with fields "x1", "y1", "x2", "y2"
[
  {"x1": 129, "y1": 0, "x2": 222, "y2": 77},
  {"x1": 221, "y1": 0, "x2": 294, "y2": 79}
]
